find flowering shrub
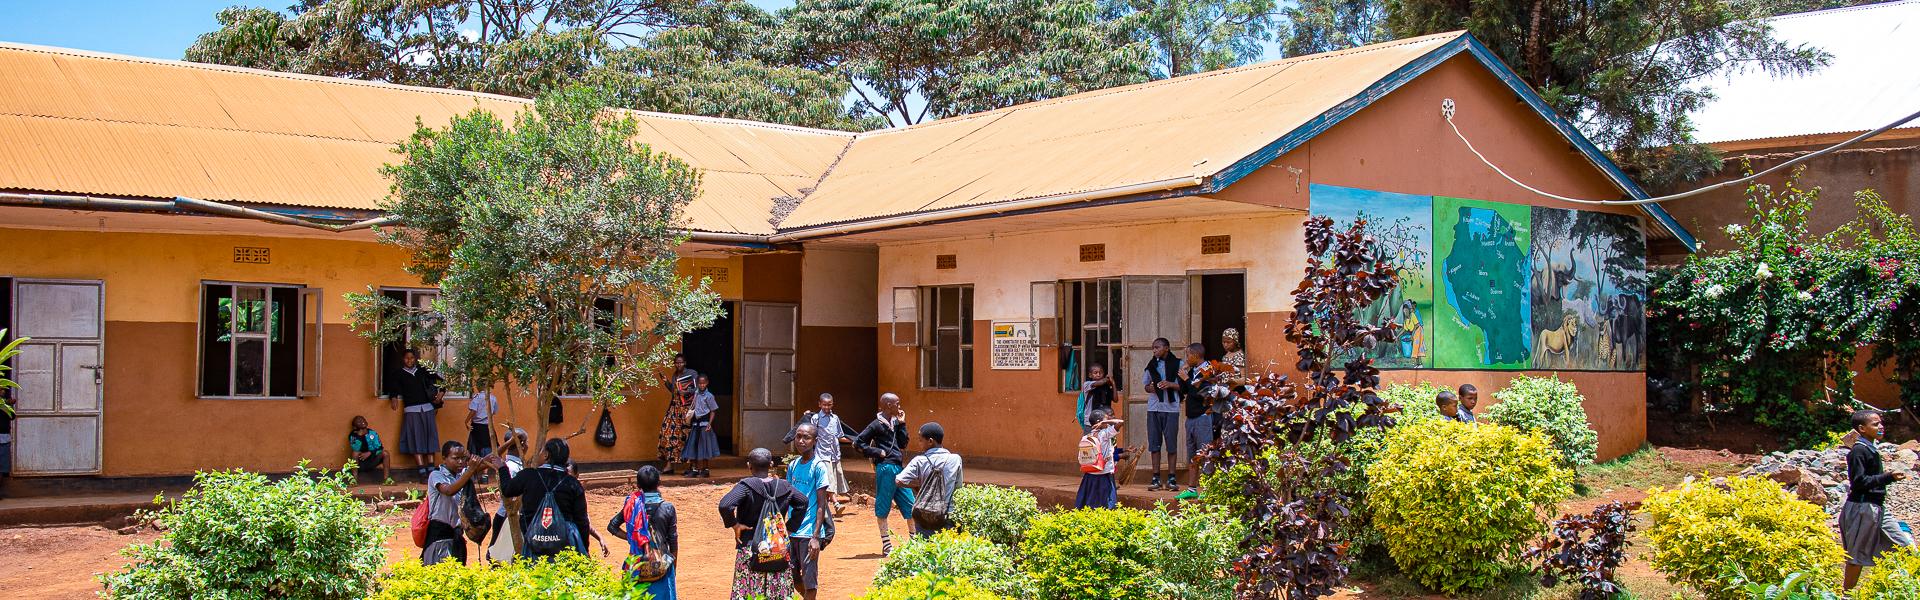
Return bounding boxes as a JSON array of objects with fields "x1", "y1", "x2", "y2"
[
  {"x1": 1487, "y1": 375, "x2": 1600, "y2": 468},
  {"x1": 873, "y1": 531, "x2": 1031, "y2": 599},
  {"x1": 1650, "y1": 177, "x2": 1920, "y2": 445},
  {"x1": 1369, "y1": 420, "x2": 1573, "y2": 594},
  {"x1": 102, "y1": 466, "x2": 390, "y2": 600},
  {"x1": 1642, "y1": 476, "x2": 1844, "y2": 599},
  {"x1": 949, "y1": 484, "x2": 1039, "y2": 548}
]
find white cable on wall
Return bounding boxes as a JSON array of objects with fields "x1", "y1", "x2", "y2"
[{"x1": 1442, "y1": 98, "x2": 1920, "y2": 206}]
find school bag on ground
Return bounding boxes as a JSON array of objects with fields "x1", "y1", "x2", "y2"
[
  {"x1": 1078, "y1": 433, "x2": 1110, "y2": 474},
  {"x1": 911, "y1": 464, "x2": 953, "y2": 532},
  {"x1": 409, "y1": 497, "x2": 431, "y2": 548},
  {"x1": 620, "y1": 493, "x2": 674, "y2": 582},
  {"x1": 522, "y1": 471, "x2": 575, "y2": 557},
  {"x1": 747, "y1": 480, "x2": 792, "y2": 573}
]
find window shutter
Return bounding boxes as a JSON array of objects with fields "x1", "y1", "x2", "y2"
[
  {"x1": 297, "y1": 287, "x2": 324, "y2": 397},
  {"x1": 890, "y1": 287, "x2": 919, "y2": 347}
]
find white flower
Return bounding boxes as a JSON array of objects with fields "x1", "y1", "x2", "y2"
[
  {"x1": 1756, "y1": 263, "x2": 1773, "y2": 280},
  {"x1": 1725, "y1": 224, "x2": 1745, "y2": 236},
  {"x1": 1705, "y1": 284, "x2": 1726, "y2": 298},
  {"x1": 1797, "y1": 291, "x2": 1813, "y2": 301}
]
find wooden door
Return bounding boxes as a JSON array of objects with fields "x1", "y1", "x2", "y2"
[
  {"x1": 1120, "y1": 276, "x2": 1191, "y2": 467},
  {"x1": 737, "y1": 302, "x2": 798, "y2": 454}
]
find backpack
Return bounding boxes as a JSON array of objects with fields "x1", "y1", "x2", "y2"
[
  {"x1": 1078, "y1": 433, "x2": 1110, "y2": 474},
  {"x1": 460, "y1": 481, "x2": 491, "y2": 544},
  {"x1": 595, "y1": 408, "x2": 617, "y2": 447},
  {"x1": 522, "y1": 470, "x2": 575, "y2": 557},
  {"x1": 621, "y1": 494, "x2": 674, "y2": 582},
  {"x1": 409, "y1": 498, "x2": 431, "y2": 548},
  {"x1": 911, "y1": 459, "x2": 953, "y2": 532},
  {"x1": 745, "y1": 479, "x2": 792, "y2": 573}
]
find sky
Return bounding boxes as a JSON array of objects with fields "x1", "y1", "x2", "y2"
[{"x1": 0, "y1": 0, "x2": 797, "y2": 60}]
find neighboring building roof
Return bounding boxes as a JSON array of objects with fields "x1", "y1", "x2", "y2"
[
  {"x1": 780, "y1": 33, "x2": 1458, "y2": 229},
  {"x1": 1689, "y1": 0, "x2": 1920, "y2": 145},
  {"x1": 0, "y1": 34, "x2": 1693, "y2": 246},
  {"x1": 0, "y1": 42, "x2": 852, "y2": 235}
]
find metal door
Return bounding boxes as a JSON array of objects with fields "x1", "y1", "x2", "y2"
[
  {"x1": 10, "y1": 279, "x2": 104, "y2": 475},
  {"x1": 737, "y1": 302, "x2": 798, "y2": 454},
  {"x1": 1120, "y1": 276, "x2": 1191, "y2": 467}
]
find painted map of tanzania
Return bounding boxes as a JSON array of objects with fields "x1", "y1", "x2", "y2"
[{"x1": 1442, "y1": 207, "x2": 1530, "y2": 365}]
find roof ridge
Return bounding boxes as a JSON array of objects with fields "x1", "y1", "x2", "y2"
[
  {"x1": 852, "y1": 31, "x2": 1466, "y2": 138},
  {"x1": 0, "y1": 41, "x2": 856, "y2": 138}
]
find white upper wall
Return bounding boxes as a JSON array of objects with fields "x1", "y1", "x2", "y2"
[
  {"x1": 875, "y1": 213, "x2": 1307, "y2": 322},
  {"x1": 801, "y1": 246, "x2": 880, "y2": 328}
]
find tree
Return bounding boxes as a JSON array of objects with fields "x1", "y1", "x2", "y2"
[
  {"x1": 781, "y1": 0, "x2": 1154, "y2": 127},
  {"x1": 1099, "y1": 0, "x2": 1283, "y2": 78},
  {"x1": 1276, "y1": 0, "x2": 1827, "y2": 187},
  {"x1": 187, "y1": 1, "x2": 871, "y2": 130},
  {"x1": 346, "y1": 86, "x2": 721, "y2": 459}
]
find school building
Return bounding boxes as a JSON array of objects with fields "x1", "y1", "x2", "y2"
[{"x1": 0, "y1": 30, "x2": 1691, "y2": 482}]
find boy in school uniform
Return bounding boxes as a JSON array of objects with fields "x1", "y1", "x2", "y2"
[
  {"x1": 348, "y1": 415, "x2": 391, "y2": 483},
  {"x1": 855, "y1": 392, "x2": 914, "y2": 557},
  {"x1": 1081, "y1": 363, "x2": 1116, "y2": 433},
  {"x1": 1179, "y1": 342, "x2": 1213, "y2": 493},
  {"x1": 1842, "y1": 409, "x2": 1914, "y2": 589},
  {"x1": 1436, "y1": 391, "x2": 1464, "y2": 423},
  {"x1": 1141, "y1": 338, "x2": 1183, "y2": 491},
  {"x1": 786, "y1": 423, "x2": 836, "y2": 600},
  {"x1": 897, "y1": 422, "x2": 963, "y2": 537},
  {"x1": 785, "y1": 393, "x2": 860, "y2": 516},
  {"x1": 1456, "y1": 384, "x2": 1479, "y2": 423}
]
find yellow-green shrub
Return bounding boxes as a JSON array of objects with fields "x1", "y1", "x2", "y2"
[
  {"x1": 859, "y1": 573, "x2": 1010, "y2": 600},
  {"x1": 372, "y1": 551, "x2": 638, "y2": 599},
  {"x1": 1378, "y1": 381, "x2": 1452, "y2": 424},
  {"x1": 1019, "y1": 508, "x2": 1156, "y2": 600},
  {"x1": 1642, "y1": 476, "x2": 1844, "y2": 600},
  {"x1": 1369, "y1": 420, "x2": 1573, "y2": 594},
  {"x1": 873, "y1": 531, "x2": 1031, "y2": 598},
  {"x1": 1855, "y1": 545, "x2": 1920, "y2": 600}
]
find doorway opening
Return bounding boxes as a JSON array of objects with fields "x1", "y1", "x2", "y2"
[
  {"x1": 1198, "y1": 273, "x2": 1247, "y2": 362},
  {"x1": 682, "y1": 301, "x2": 736, "y2": 455}
]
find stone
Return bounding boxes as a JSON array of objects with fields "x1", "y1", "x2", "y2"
[
  {"x1": 1794, "y1": 479, "x2": 1830, "y2": 506},
  {"x1": 1895, "y1": 449, "x2": 1918, "y2": 466},
  {"x1": 1769, "y1": 468, "x2": 1806, "y2": 486}
]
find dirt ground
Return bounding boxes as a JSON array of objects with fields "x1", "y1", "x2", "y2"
[{"x1": 0, "y1": 482, "x2": 889, "y2": 600}]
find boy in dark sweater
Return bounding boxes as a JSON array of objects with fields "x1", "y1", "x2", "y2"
[
  {"x1": 1841, "y1": 409, "x2": 1914, "y2": 589},
  {"x1": 855, "y1": 392, "x2": 914, "y2": 557}
]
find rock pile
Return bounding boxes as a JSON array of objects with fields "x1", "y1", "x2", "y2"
[{"x1": 1742, "y1": 441, "x2": 1920, "y2": 526}]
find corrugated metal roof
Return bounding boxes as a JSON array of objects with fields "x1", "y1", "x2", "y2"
[
  {"x1": 0, "y1": 41, "x2": 853, "y2": 235},
  {"x1": 1690, "y1": 0, "x2": 1920, "y2": 145},
  {"x1": 778, "y1": 32, "x2": 1463, "y2": 228}
]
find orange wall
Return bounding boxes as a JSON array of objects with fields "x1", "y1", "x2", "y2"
[
  {"x1": 0, "y1": 226, "x2": 740, "y2": 477},
  {"x1": 874, "y1": 54, "x2": 1651, "y2": 468}
]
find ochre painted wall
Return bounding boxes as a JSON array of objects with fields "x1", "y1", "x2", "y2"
[
  {"x1": 872, "y1": 54, "x2": 1654, "y2": 469},
  {"x1": 0, "y1": 226, "x2": 744, "y2": 477}
]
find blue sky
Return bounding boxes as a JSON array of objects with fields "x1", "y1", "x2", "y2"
[{"x1": 0, "y1": 0, "x2": 796, "y2": 59}]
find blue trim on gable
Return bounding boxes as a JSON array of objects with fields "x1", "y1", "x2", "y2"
[
  {"x1": 1457, "y1": 37, "x2": 1697, "y2": 252},
  {"x1": 1208, "y1": 33, "x2": 1698, "y2": 253}
]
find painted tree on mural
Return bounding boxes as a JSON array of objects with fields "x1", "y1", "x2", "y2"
[{"x1": 346, "y1": 86, "x2": 721, "y2": 456}]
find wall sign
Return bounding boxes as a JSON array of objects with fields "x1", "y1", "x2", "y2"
[
  {"x1": 233, "y1": 246, "x2": 271, "y2": 264},
  {"x1": 989, "y1": 320, "x2": 1040, "y2": 370}
]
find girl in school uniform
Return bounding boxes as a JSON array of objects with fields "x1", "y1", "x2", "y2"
[{"x1": 681, "y1": 374, "x2": 722, "y2": 478}]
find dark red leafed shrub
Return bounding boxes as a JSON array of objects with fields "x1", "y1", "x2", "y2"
[{"x1": 1527, "y1": 500, "x2": 1641, "y2": 600}]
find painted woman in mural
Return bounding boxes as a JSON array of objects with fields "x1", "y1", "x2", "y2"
[{"x1": 1393, "y1": 299, "x2": 1426, "y2": 362}]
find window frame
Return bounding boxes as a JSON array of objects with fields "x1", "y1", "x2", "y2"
[
  {"x1": 1056, "y1": 278, "x2": 1126, "y2": 394},
  {"x1": 195, "y1": 280, "x2": 320, "y2": 400},
  {"x1": 374, "y1": 287, "x2": 465, "y2": 398},
  {"x1": 557, "y1": 295, "x2": 626, "y2": 399},
  {"x1": 917, "y1": 284, "x2": 974, "y2": 391}
]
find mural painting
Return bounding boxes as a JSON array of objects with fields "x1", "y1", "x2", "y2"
[
  {"x1": 1434, "y1": 196, "x2": 1533, "y2": 370},
  {"x1": 1529, "y1": 207, "x2": 1647, "y2": 370},
  {"x1": 1309, "y1": 184, "x2": 1434, "y2": 368}
]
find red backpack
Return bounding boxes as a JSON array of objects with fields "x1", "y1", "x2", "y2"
[{"x1": 410, "y1": 498, "x2": 431, "y2": 548}]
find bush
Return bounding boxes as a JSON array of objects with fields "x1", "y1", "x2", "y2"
[
  {"x1": 1368, "y1": 420, "x2": 1573, "y2": 594},
  {"x1": 373, "y1": 551, "x2": 638, "y2": 599},
  {"x1": 950, "y1": 484, "x2": 1040, "y2": 547},
  {"x1": 860, "y1": 573, "x2": 1010, "y2": 600},
  {"x1": 1378, "y1": 381, "x2": 1452, "y2": 424},
  {"x1": 1858, "y1": 546, "x2": 1920, "y2": 600},
  {"x1": 1020, "y1": 508, "x2": 1157, "y2": 600},
  {"x1": 874, "y1": 531, "x2": 1031, "y2": 598},
  {"x1": 101, "y1": 466, "x2": 390, "y2": 600},
  {"x1": 1146, "y1": 505, "x2": 1244, "y2": 600},
  {"x1": 1642, "y1": 476, "x2": 1844, "y2": 599},
  {"x1": 1487, "y1": 375, "x2": 1601, "y2": 468},
  {"x1": 1527, "y1": 500, "x2": 1640, "y2": 600}
]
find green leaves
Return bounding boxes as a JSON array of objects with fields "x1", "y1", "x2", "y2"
[
  {"x1": 1643, "y1": 476, "x2": 1845, "y2": 599},
  {"x1": 352, "y1": 85, "x2": 720, "y2": 445},
  {"x1": 1487, "y1": 375, "x2": 1600, "y2": 469},
  {"x1": 874, "y1": 531, "x2": 1031, "y2": 598},
  {"x1": 948, "y1": 484, "x2": 1041, "y2": 548},
  {"x1": 100, "y1": 465, "x2": 392, "y2": 600}
]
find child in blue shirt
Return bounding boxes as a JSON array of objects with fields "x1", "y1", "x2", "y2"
[{"x1": 348, "y1": 415, "x2": 390, "y2": 482}]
